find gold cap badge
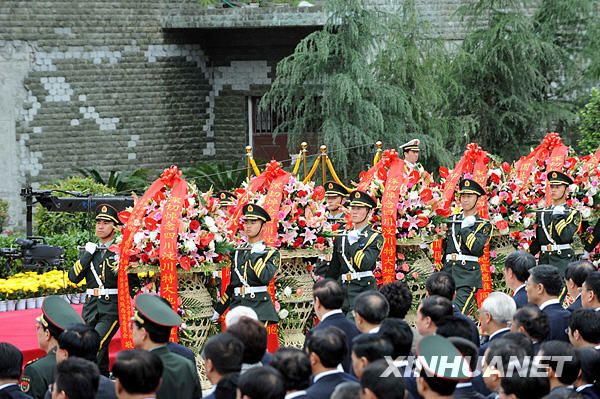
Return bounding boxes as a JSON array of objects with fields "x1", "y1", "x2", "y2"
[
  {"x1": 328, "y1": 183, "x2": 333, "y2": 189},
  {"x1": 355, "y1": 192, "x2": 360, "y2": 198},
  {"x1": 220, "y1": 193, "x2": 226, "y2": 199},
  {"x1": 465, "y1": 181, "x2": 470, "y2": 187},
  {"x1": 247, "y1": 205, "x2": 253, "y2": 212},
  {"x1": 552, "y1": 172, "x2": 557, "y2": 178},
  {"x1": 101, "y1": 206, "x2": 107, "y2": 212}
]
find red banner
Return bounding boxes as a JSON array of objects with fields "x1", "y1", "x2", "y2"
[
  {"x1": 585, "y1": 147, "x2": 600, "y2": 171},
  {"x1": 117, "y1": 179, "x2": 167, "y2": 349},
  {"x1": 441, "y1": 157, "x2": 469, "y2": 211},
  {"x1": 261, "y1": 171, "x2": 290, "y2": 352},
  {"x1": 472, "y1": 155, "x2": 491, "y2": 306},
  {"x1": 159, "y1": 178, "x2": 188, "y2": 342},
  {"x1": 380, "y1": 154, "x2": 404, "y2": 284}
]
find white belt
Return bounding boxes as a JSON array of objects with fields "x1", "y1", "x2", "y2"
[
  {"x1": 540, "y1": 244, "x2": 571, "y2": 253},
  {"x1": 86, "y1": 288, "x2": 118, "y2": 297},
  {"x1": 341, "y1": 271, "x2": 374, "y2": 282},
  {"x1": 446, "y1": 254, "x2": 479, "y2": 262},
  {"x1": 234, "y1": 286, "x2": 268, "y2": 296},
  {"x1": 212, "y1": 271, "x2": 221, "y2": 279}
]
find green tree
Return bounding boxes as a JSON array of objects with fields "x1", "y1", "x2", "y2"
[
  {"x1": 261, "y1": 0, "x2": 412, "y2": 176},
  {"x1": 448, "y1": 0, "x2": 599, "y2": 160},
  {"x1": 578, "y1": 87, "x2": 600, "y2": 154}
]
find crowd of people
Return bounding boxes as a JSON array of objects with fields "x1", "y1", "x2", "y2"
[{"x1": 1, "y1": 254, "x2": 600, "y2": 399}]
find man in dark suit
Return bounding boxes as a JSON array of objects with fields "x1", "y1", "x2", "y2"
[
  {"x1": 565, "y1": 261, "x2": 596, "y2": 312},
  {"x1": 568, "y1": 308, "x2": 600, "y2": 349},
  {"x1": 478, "y1": 292, "x2": 516, "y2": 355},
  {"x1": 360, "y1": 359, "x2": 406, "y2": 399},
  {"x1": 511, "y1": 305, "x2": 549, "y2": 352},
  {"x1": 574, "y1": 348, "x2": 600, "y2": 399},
  {"x1": 537, "y1": 341, "x2": 579, "y2": 396},
  {"x1": 526, "y1": 265, "x2": 571, "y2": 342},
  {"x1": 0, "y1": 343, "x2": 32, "y2": 399},
  {"x1": 202, "y1": 333, "x2": 244, "y2": 399},
  {"x1": 581, "y1": 271, "x2": 600, "y2": 311},
  {"x1": 503, "y1": 251, "x2": 536, "y2": 309},
  {"x1": 131, "y1": 294, "x2": 202, "y2": 399},
  {"x1": 305, "y1": 279, "x2": 360, "y2": 373},
  {"x1": 425, "y1": 272, "x2": 480, "y2": 346},
  {"x1": 449, "y1": 337, "x2": 487, "y2": 399},
  {"x1": 112, "y1": 350, "x2": 163, "y2": 399},
  {"x1": 305, "y1": 327, "x2": 357, "y2": 399},
  {"x1": 43, "y1": 324, "x2": 116, "y2": 399},
  {"x1": 270, "y1": 348, "x2": 311, "y2": 399}
]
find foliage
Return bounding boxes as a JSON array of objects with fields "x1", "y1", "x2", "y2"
[
  {"x1": 578, "y1": 88, "x2": 600, "y2": 154},
  {"x1": 373, "y1": 0, "x2": 470, "y2": 172},
  {"x1": 448, "y1": 0, "x2": 598, "y2": 161},
  {"x1": 0, "y1": 199, "x2": 8, "y2": 231},
  {"x1": 261, "y1": 0, "x2": 410, "y2": 177},
  {"x1": 183, "y1": 161, "x2": 246, "y2": 192},
  {"x1": 77, "y1": 168, "x2": 151, "y2": 195},
  {"x1": 0, "y1": 234, "x2": 22, "y2": 278},
  {"x1": 35, "y1": 177, "x2": 115, "y2": 237},
  {"x1": 45, "y1": 231, "x2": 89, "y2": 270}
]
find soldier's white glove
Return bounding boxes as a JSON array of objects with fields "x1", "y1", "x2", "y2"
[
  {"x1": 553, "y1": 205, "x2": 565, "y2": 215},
  {"x1": 347, "y1": 229, "x2": 361, "y2": 245},
  {"x1": 582, "y1": 250, "x2": 591, "y2": 260},
  {"x1": 461, "y1": 215, "x2": 476, "y2": 229},
  {"x1": 211, "y1": 310, "x2": 220, "y2": 322},
  {"x1": 85, "y1": 242, "x2": 97, "y2": 254}
]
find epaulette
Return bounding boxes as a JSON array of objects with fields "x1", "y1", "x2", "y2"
[{"x1": 25, "y1": 357, "x2": 40, "y2": 366}]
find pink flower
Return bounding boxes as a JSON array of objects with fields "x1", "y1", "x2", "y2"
[
  {"x1": 274, "y1": 301, "x2": 281, "y2": 312},
  {"x1": 401, "y1": 263, "x2": 410, "y2": 272},
  {"x1": 296, "y1": 287, "x2": 303, "y2": 296},
  {"x1": 490, "y1": 250, "x2": 497, "y2": 258},
  {"x1": 396, "y1": 272, "x2": 405, "y2": 280},
  {"x1": 411, "y1": 272, "x2": 419, "y2": 279}
]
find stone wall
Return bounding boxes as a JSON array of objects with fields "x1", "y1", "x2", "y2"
[{"x1": 0, "y1": 0, "x2": 468, "y2": 228}]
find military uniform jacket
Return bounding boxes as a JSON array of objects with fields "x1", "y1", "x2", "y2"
[
  {"x1": 442, "y1": 214, "x2": 493, "y2": 288},
  {"x1": 324, "y1": 225, "x2": 383, "y2": 282},
  {"x1": 151, "y1": 346, "x2": 202, "y2": 399},
  {"x1": 215, "y1": 243, "x2": 280, "y2": 322},
  {"x1": 530, "y1": 205, "x2": 581, "y2": 276},
  {"x1": 20, "y1": 349, "x2": 55, "y2": 399},
  {"x1": 68, "y1": 244, "x2": 119, "y2": 320}
]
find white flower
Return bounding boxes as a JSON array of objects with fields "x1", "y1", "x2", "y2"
[
  {"x1": 204, "y1": 216, "x2": 219, "y2": 233},
  {"x1": 581, "y1": 207, "x2": 592, "y2": 219},
  {"x1": 489, "y1": 196, "x2": 500, "y2": 206},
  {"x1": 523, "y1": 217, "x2": 532, "y2": 229},
  {"x1": 209, "y1": 240, "x2": 215, "y2": 251},
  {"x1": 183, "y1": 240, "x2": 197, "y2": 253},
  {"x1": 188, "y1": 197, "x2": 195, "y2": 208},
  {"x1": 148, "y1": 231, "x2": 159, "y2": 242},
  {"x1": 283, "y1": 286, "x2": 292, "y2": 297},
  {"x1": 278, "y1": 309, "x2": 289, "y2": 319},
  {"x1": 408, "y1": 191, "x2": 419, "y2": 201},
  {"x1": 133, "y1": 232, "x2": 145, "y2": 245}
]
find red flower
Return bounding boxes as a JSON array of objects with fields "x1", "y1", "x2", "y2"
[
  {"x1": 179, "y1": 256, "x2": 191, "y2": 271},
  {"x1": 118, "y1": 211, "x2": 131, "y2": 224},
  {"x1": 298, "y1": 220, "x2": 307, "y2": 228},
  {"x1": 144, "y1": 217, "x2": 158, "y2": 231},
  {"x1": 141, "y1": 254, "x2": 150, "y2": 263},
  {"x1": 145, "y1": 242, "x2": 153, "y2": 253},
  {"x1": 313, "y1": 186, "x2": 325, "y2": 201},
  {"x1": 420, "y1": 188, "x2": 433, "y2": 202},
  {"x1": 200, "y1": 233, "x2": 215, "y2": 248},
  {"x1": 502, "y1": 162, "x2": 511, "y2": 173},
  {"x1": 377, "y1": 167, "x2": 387, "y2": 181},
  {"x1": 435, "y1": 208, "x2": 451, "y2": 217},
  {"x1": 331, "y1": 223, "x2": 340, "y2": 232},
  {"x1": 190, "y1": 220, "x2": 200, "y2": 231},
  {"x1": 416, "y1": 215, "x2": 429, "y2": 228},
  {"x1": 496, "y1": 220, "x2": 509, "y2": 233},
  {"x1": 153, "y1": 190, "x2": 165, "y2": 203},
  {"x1": 316, "y1": 236, "x2": 325, "y2": 244},
  {"x1": 293, "y1": 237, "x2": 303, "y2": 248},
  {"x1": 489, "y1": 173, "x2": 500, "y2": 184},
  {"x1": 499, "y1": 206, "x2": 507, "y2": 214},
  {"x1": 439, "y1": 166, "x2": 449, "y2": 178},
  {"x1": 408, "y1": 170, "x2": 420, "y2": 184}
]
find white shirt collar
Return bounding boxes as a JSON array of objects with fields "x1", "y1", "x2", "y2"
[
  {"x1": 0, "y1": 383, "x2": 17, "y2": 390},
  {"x1": 369, "y1": 326, "x2": 380, "y2": 334},
  {"x1": 204, "y1": 385, "x2": 216, "y2": 396},
  {"x1": 489, "y1": 327, "x2": 510, "y2": 340},
  {"x1": 456, "y1": 382, "x2": 473, "y2": 388},
  {"x1": 576, "y1": 384, "x2": 594, "y2": 392},
  {"x1": 250, "y1": 241, "x2": 266, "y2": 254},
  {"x1": 540, "y1": 298, "x2": 560, "y2": 310},
  {"x1": 320, "y1": 309, "x2": 343, "y2": 322},
  {"x1": 285, "y1": 391, "x2": 307, "y2": 399},
  {"x1": 313, "y1": 369, "x2": 342, "y2": 383},
  {"x1": 513, "y1": 284, "x2": 526, "y2": 296},
  {"x1": 241, "y1": 362, "x2": 262, "y2": 372},
  {"x1": 594, "y1": 344, "x2": 600, "y2": 350}
]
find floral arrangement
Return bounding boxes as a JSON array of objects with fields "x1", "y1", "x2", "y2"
[
  {"x1": 113, "y1": 182, "x2": 235, "y2": 272},
  {"x1": 0, "y1": 270, "x2": 85, "y2": 300},
  {"x1": 233, "y1": 174, "x2": 334, "y2": 250}
]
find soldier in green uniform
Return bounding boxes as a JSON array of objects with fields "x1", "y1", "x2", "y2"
[
  {"x1": 400, "y1": 139, "x2": 432, "y2": 185},
  {"x1": 131, "y1": 294, "x2": 201, "y2": 399},
  {"x1": 324, "y1": 181, "x2": 348, "y2": 224},
  {"x1": 583, "y1": 219, "x2": 600, "y2": 260},
  {"x1": 215, "y1": 191, "x2": 237, "y2": 208},
  {"x1": 68, "y1": 204, "x2": 121, "y2": 376},
  {"x1": 529, "y1": 171, "x2": 581, "y2": 278},
  {"x1": 213, "y1": 203, "x2": 280, "y2": 323},
  {"x1": 322, "y1": 190, "x2": 384, "y2": 319},
  {"x1": 442, "y1": 179, "x2": 493, "y2": 315},
  {"x1": 20, "y1": 296, "x2": 84, "y2": 399}
]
